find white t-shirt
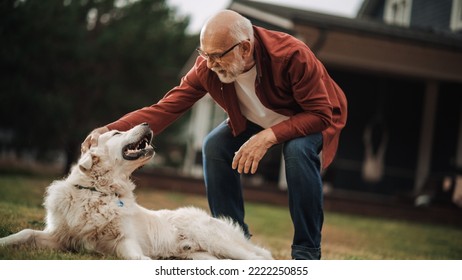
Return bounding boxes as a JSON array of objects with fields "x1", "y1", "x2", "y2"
[{"x1": 234, "y1": 66, "x2": 289, "y2": 128}]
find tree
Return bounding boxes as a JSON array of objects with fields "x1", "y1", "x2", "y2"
[{"x1": 0, "y1": 0, "x2": 198, "y2": 173}]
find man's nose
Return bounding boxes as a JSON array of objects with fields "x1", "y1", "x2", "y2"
[{"x1": 206, "y1": 58, "x2": 218, "y2": 69}]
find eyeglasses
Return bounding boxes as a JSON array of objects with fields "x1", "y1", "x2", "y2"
[{"x1": 196, "y1": 42, "x2": 241, "y2": 62}]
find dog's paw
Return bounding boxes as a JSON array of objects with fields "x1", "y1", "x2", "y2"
[
  {"x1": 0, "y1": 237, "x2": 11, "y2": 247},
  {"x1": 127, "y1": 255, "x2": 151, "y2": 260}
]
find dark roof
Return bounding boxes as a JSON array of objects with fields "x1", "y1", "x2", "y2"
[
  {"x1": 232, "y1": 0, "x2": 462, "y2": 51},
  {"x1": 357, "y1": 0, "x2": 383, "y2": 18}
]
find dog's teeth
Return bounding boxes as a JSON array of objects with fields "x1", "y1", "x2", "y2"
[{"x1": 137, "y1": 138, "x2": 148, "y2": 150}]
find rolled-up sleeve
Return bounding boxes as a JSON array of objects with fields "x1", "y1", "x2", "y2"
[{"x1": 107, "y1": 61, "x2": 208, "y2": 134}]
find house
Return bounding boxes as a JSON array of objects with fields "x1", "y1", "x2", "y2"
[{"x1": 180, "y1": 0, "x2": 462, "y2": 206}]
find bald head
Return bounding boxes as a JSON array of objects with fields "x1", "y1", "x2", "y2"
[
  {"x1": 200, "y1": 10, "x2": 253, "y2": 50},
  {"x1": 198, "y1": 10, "x2": 255, "y2": 82}
]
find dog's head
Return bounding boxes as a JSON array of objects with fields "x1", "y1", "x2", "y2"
[{"x1": 78, "y1": 123, "x2": 155, "y2": 177}]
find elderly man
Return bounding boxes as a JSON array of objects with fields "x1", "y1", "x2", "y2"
[{"x1": 82, "y1": 10, "x2": 347, "y2": 260}]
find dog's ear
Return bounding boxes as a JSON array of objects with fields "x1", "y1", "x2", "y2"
[{"x1": 78, "y1": 153, "x2": 93, "y2": 172}]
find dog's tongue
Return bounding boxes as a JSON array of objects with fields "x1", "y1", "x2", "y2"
[
  {"x1": 123, "y1": 146, "x2": 144, "y2": 160},
  {"x1": 125, "y1": 149, "x2": 138, "y2": 156}
]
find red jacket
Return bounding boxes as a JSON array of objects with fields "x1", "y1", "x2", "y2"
[{"x1": 107, "y1": 26, "x2": 347, "y2": 169}]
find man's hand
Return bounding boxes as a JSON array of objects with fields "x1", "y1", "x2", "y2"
[
  {"x1": 81, "y1": 126, "x2": 110, "y2": 153},
  {"x1": 232, "y1": 128, "x2": 277, "y2": 174}
]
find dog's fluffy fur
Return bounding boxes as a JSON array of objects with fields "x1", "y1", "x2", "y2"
[{"x1": 0, "y1": 123, "x2": 272, "y2": 260}]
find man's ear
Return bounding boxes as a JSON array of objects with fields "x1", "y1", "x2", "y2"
[
  {"x1": 241, "y1": 39, "x2": 252, "y2": 58},
  {"x1": 78, "y1": 152, "x2": 93, "y2": 172}
]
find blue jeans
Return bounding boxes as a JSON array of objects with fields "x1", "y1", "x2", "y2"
[{"x1": 202, "y1": 121, "x2": 324, "y2": 260}]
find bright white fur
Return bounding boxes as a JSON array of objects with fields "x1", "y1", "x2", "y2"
[{"x1": 0, "y1": 123, "x2": 272, "y2": 260}]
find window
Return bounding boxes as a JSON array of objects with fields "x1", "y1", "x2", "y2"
[
  {"x1": 384, "y1": 0, "x2": 413, "y2": 27},
  {"x1": 451, "y1": 0, "x2": 462, "y2": 31}
]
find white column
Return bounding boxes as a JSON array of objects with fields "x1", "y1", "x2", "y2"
[{"x1": 182, "y1": 96, "x2": 213, "y2": 177}]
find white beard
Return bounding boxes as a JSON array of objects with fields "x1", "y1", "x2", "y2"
[{"x1": 212, "y1": 55, "x2": 246, "y2": 84}]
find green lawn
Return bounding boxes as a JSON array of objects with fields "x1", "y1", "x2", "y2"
[{"x1": 1, "y1": 174, "x2": 461, "y2": 260}]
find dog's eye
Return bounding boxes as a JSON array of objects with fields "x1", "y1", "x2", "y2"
[{"x1": 112, "y1": 132, "x2": 121, "y2": 136}]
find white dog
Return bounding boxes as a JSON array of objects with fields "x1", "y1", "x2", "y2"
[{"x1": 0, "y1": 123, "x2": 272, "y2": 260}]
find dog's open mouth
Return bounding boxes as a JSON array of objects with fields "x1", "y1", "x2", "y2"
[{"x1": 122, "y1": 131, "x2": 154, "y2": 160}]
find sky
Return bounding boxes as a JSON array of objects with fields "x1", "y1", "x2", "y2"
[{"x1": 166, "y1": 0, "x2": 365, "y2": 34}]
